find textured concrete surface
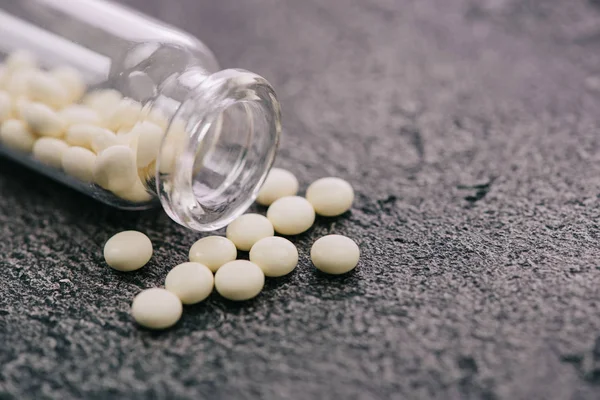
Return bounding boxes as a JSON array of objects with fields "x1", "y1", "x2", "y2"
[{"x1": 2, "y1": 0, "x2": 600, "y2": 398}]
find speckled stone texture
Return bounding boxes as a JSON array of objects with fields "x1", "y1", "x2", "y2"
[{"x1": 1, "y1": 0, "x2": 600, "y2": 398}]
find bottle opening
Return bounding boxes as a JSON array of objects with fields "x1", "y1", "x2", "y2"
[{"x1": 156, "y1": 69, "x2": 281, "y2": 231}]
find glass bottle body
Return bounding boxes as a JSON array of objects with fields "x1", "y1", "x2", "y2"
[{"x1": 0, "y1": 0, "x2": 281, "y2": 231}]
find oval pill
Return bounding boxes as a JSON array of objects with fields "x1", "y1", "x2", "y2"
[
  {"x1": 226, "y1": 213, "x2": 274, "y2": 251},
  {"x1": 189, "y1": 236, "x2": 237, "y2": 273},
  {"x1": 165, "y1": 262, "x2": 214, "y2": 305},
  {"x1": 61, "y1": 146, "x2": 96, "y2": 182},
  {"x1": 32, "y1": 137, "x2": 69, "y2": 168},
  {"x1": 256, "y1": 168, "x2": 299, "y2": 206},
  {"x1": 214, "y1": 260, "x2": 265, "y2": 301},
  {"x1": 250, "y1": 236, "x2": 298, "y2": 277},
  {"x1": 306, "y1": 177, "x2": 354, "y2": 217},
  {"x1": 93, "y1": 145, "x2": 137, "y2": 191},
  {"x1": 131, "y1": 288, "x2": 182, "y2": 330},
  {"x1": 103, "y1": 230, "x2": 153, "y2": 272},
  {"x1": 310, "y1": 235, "x2": 360, "y2": 275},
  {"x1": 266, "y1": 196, "x2": 315, "y2": 235},
  {"x1": 0, "y1": 119, "x2": 35, "y2": 153}
]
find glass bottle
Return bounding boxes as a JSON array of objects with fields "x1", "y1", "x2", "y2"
[{"x1": 0, "y1": 0, "x2": 281, "y2": 231}]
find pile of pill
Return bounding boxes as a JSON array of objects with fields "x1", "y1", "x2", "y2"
[
  {"x1": 107, "y1": 168, "x2": 359, "y2": 330},
  {"x1": 0, "y1": 50, "x2": 178, "y2": 203}
]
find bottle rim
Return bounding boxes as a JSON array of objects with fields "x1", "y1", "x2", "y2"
[{"x1": 156, "y1": 68, "x2": 281, "y2": 231}]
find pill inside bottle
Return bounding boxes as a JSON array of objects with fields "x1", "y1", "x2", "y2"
[{"x1": 0, "y1": 0, "x2": 282, "y2": 232}]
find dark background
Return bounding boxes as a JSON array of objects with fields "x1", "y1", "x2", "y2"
[{"x1": 2, "y1": 0, "x2": 600, "y2": 398}]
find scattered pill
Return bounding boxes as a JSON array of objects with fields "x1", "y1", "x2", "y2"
[
  {"x1": 61, "y1": 146, "x2": 96, "y2": 182},
  {"x1": 311, "y1": 235, "x2": 360, "y2": 275},
  {"x1": 112, "y1": 177, "x2": 153, "y2": 203},
  {"x1": 104, "y1": 230, "x2": 152, "y2": 271},
  {"x1": 21, "y1": 102, "x2": 66, "y2": 138},
  {"x1": 90, "y1": 128, "x2": 119, "y2": 153},
  {"x1": 0, "y1": 119, "x2": 35, "y2": 153},
  {"x1": 250, "y1": 236, "x2": 298, "y2": 277},
  {"x1": 188, "y1": 236, "x2": 237, "y2": 272},
  {"x1": 28, "y1": 70, "x2": 70, "y2": 109},
  {"x1": 256, "y1": 167, "x2": 299, "y2": 206},
  {"x1": 32, "y1": 137, "x2": 69, "y2": 168},
  {"x1": 226, "y1": 213, "x2": 274, "y2": 251},
  {"x1": 60, "y1": 105, "x2": 101, "y2": 127},
  {"x1": 165, "y1": 262, "x2": 214, "y2": 305},
  {"x1": 267, "y1": 196, "x2": 315, "y2": 235},
  {"x1": 0, "y1": 91, "x2": 13, "y2": 122},
  {"x1": 214, "y1": 260, "x2": 265, "y2": 301},
  {"x1": 94, "y1": 145, "x2": 138, "y2": 191},
  {"x1": 131, "y1": 288, "x2": 182, "y2": 330},
  {"x1": 50, "y1": 66, "x2": 85, "y2": 103},
  {"x1": 306, "y1": 177, "x2": 354, "y2": 217},
  {"x1": 134, "y1": 121, "x2": 164, "y2": 167}
]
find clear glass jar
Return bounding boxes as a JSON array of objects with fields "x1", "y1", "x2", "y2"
[{"x1": 0, "y1": 0, "x2": 281, "y2": 231}]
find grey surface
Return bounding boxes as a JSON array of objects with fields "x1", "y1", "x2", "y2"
[{"x1": 2, "y1": 0, "x2": 600, "y2": 398}]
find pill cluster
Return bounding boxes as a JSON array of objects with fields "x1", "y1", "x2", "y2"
[
  {"x1": 104, "y1": 168, "x2": 359, "y2": 330},
  {"x1": 0, "y1": 50, "x2": 176, "y2": 203}
]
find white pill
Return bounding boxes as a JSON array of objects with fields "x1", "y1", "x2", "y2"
[
  {"x1": 61, "y1": 146, "x2": 96, "y2": 182},
  {"x1": 141, "y1": 106, "x2": 169, "y2": 130},
  {"x1": 266, "y1": 196, "x2": 315, "y2": 235},
  {"x1": 131, "y1": 288, "x2": 182, "y2": 330},
  {"x1": 6, "y1": 69, "x2": 34, "y2": 98},
  {"x1": 134, "y1": 121, "x2": 164, "y2": 167},
  {"x1": 165, "y1": 262, "x2": 214, "y2": 304},
  {"x1": 226, "y1": 213, "x2": 274, "y2": 251},
  {"x1": 28, "y1": 70, "x2": 70, "y2": 109},
  {"x1": 0, "y1": 91, "x2": 13, "y2": 122},
  {"x1": 90, "y1": 128, "x2": 119, "y2": 153},
  {"x1": 214, "y1": 260, "x2": 265, "y2": 301},
  {"x1": 5, "y1": 50, "x2": 37, "y2": 72},
  {"x1": 112, "y1": 177, "x2": 153, "y2": 203},
  {"x1": 60, "y1": 105, "x2": 101, "y2": 127},
  {"x1": 93, "y1": 145, "x2": 137, "y2": 191},
  {"x1": 32, "y1": 137, "x2": 69, "y2": 168},
  {"x1": 66, "y1": 124, "x2": 107, "y2": 149},
  {"x1": 249, "y1": 236, "x2": 298, "y2": 277},
  {"x1": 306, "y1": 177, "x2": 354, "y2": 217},
  {"x1": 83, "y1": 89, "x2": 123, "y2": 115},
  {"x1": 50, "y1": 66, "x2": 85, "y2": 103},
  {"x1": 189, "y1": 236, "x2": 237, "y2": 272},
  {"x1": 256, "y1": 168, "x2": 299, "y2": 206},
  {"x1": 21, "y1": 102, "x2": 66, "y2": 138},
  {"x1": 104, "y1": 230, "x2": 152, "y2": 271},
  {"x1": 311, "y1": 235, "x2": 360, "y2": 275},
  {"x1": 105, "y1": 98, "x2": 142, "y2": 131},
  {"x1": 0, "y1": 119, "x2": 35, "y2": 152}
]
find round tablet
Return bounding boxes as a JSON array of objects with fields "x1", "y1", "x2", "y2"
[
  {"x1": 226, "y1": 213, "x2": 274, "y2": 251},
  {"x1": 306, "y1": 177, "x2": 354, "y2": 217},
  {"x1": 165, "y1": 262, "x2": 214, "y2": 305},
  {"x1": 214, "y1": 260, "x2": 265, "y2": 301},
  {"x1": 255, "y1": 168, "x2": 299, "y2": 206},
  {"x1": 103, "y1": 230, "x2": 153, "y2": 272},
  {"x1": 266, "y1": 196, "x2": 315, "y2": 235},
  {"x1": 249, "y1": 236, "x2": 298, "y2": 277},
  {"x1": 131, "y1": 288, "x2": 182, "y2": 330},
  {"x1": 189, "y1": 236, "x2": 237, "y2": 272},
  {"x1": 311, "y1": 235, "x2": 360, "y2": 275}
]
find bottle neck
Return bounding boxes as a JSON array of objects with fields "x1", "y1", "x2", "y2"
[{"x1": 149, "y1": 68, "x2": 281, "y2": 231}]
